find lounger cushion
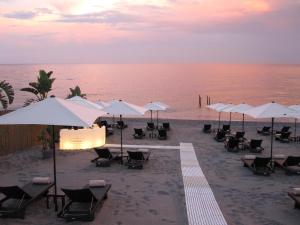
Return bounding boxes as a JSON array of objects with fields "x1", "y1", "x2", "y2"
[
  {"x1": 292, "y1": 188, "x2": 300, "y2": 195},
  {"x1": 32, "y1": 177, "x2": 51, "y2": 184},
  {"x1": 244, "y1": 155, "x2": 256, "y2": 159},
  {"x1": 286, "y1": 166, "x2": 300, "y2": 174},
  {"x1": 273, "y1": 154, "x2": 286, "y2": 159},
  {"x1": 89, "y1": 180, "x2": 106, "y2": 187}
]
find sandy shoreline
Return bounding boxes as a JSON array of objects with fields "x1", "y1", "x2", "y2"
[{"x1": 1, "y1": 118, "x2": 300, "y2": 225}]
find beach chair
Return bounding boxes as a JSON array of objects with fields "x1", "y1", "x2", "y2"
[
  {"x1": 158, "y1": 129, "x2": 167, "y2": 140},
  {"x1": 116, "y1": 120, "x2": 128, "y2": 129},
  {"x1": 146, "y1": 122, "x2": 155, "y2": 131},
  {"x1": 133, "y1": 128, "x2": 145, "y2": 139},
  {"x1": 275, "y1": 132, "x2": 291, "y2": 143},
  {"x1": 127, "y1": 151, "x2": 148, "y2": 169},
  {"x1": 91, "y1": 148, "x2": 118, "y2": 167},
  {"x1": 241, "y1": 156, "x2": 272, "y2": 175},
  {"x1": 214, "y1": 130, "x2": 226, "y2": 142},
  {"x1": 162, "y1": 122, "x2": 170, "y2": 130},
  {"x1": 275, "y1": 126, "x2": 290, "y2": 135},
  {"x1": 282, "y1": 156, "x2": 300, "y2": 175},
  {"x1": 203, "y1": 124, "x2": 212, "y2": 133},
  {"x1": 0, "y1": 181, "x2": 54, "y2": 219},
  {"x1": 98, "y1": 120, "x2": 113, "y2": 136},
  {"x1": 59, "y1": 184, "x2": 111, "y2": 221},
  {"x1": 235, "y1": 131, "x2": 246, "y2": 142},
  {"x1": 222, "y1": 124, "x2": 230, "y2": 133},
  {"x1": 288, "y1": 190, "x2": 300, "y2": 209},
  {"x1": 224, "y1": 137, "x2": 239, "y2": 152},
  {"x1": 248, "y1": 139, "x2": 264, "y2": 153},
  {"x1": 257, "y1": 126, "x2": 271, "y2": 135}
]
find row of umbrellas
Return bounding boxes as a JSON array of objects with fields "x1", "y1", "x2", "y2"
[
  {"x1": 0, "y1": 96, "x2": 169, "y2": 211},
  {"x1": 208, "y1": 102, "x2": 300, "y2": 162}
]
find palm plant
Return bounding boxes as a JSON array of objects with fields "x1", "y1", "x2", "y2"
[
  {"x1": 0, "y1": 80, "x2": 14, "y2": 110},
  {"x1": 67, "y1": 86, "x2": 86, "y2": 99},
  {"x1": 21, "y1": 70, "x2": 55, "y2": 106}
]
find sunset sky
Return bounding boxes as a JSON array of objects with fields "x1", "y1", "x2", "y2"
[{"x1": 0, "y1": 0, "x2": 299, "y2": 64}]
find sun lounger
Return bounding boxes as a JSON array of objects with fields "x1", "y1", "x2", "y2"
[
  {"x1": 281, "y1": 156, "x2": 300, "y2": 175},
  {"x1": 235, "y1": 131, "x2": 245, "y2": 142},
  {"x1": 257, "y1": 126, "x2": 271, "y2": 135},
  {"x1": 241, "y1": 156, "x2": 272, "y2": 175},
  {"x1": 248, "y1": 139, "x2": 264, "y2": 153},
  {"x1": 224, "y1": 137, "x2": 239, "y2": 152},
  {"x1": 158, "y1": 129, "x2": 167, "y2": 140},
  {"x1": 288, "y1": 189, "x2": 300, "y2": 209},
  {"x1": 275, "y1": 132, "x2": 291, "y2": 143},
  {"x1": 91, "y1": 148, "x2": 119, "y2": 167},
  {"x1": 146, "y1": 122, "x2": 155, "y2": 131},
  {"x1": 273, "y1": 154, "x2": 287, "y2": 168},
  {"x1": 127, "y1": 150, "x2": 150, "y2": 169},
  {"x1": 59, "y1": 184, "x2": 111, "y2": 221},
  {"x1": 214, "y1": 130, "x2": 226, "y2": 142},
  {"x1": 162, "y1": 122, "x2": 170, "y2": 130},
  {"x1": 222, "y1": 124, "x2": 231, "y2": 133},
  {"x1": 133, "y1": 128, "x2": 145, "y2": 139},
  {"x1": 0, "y1": 181, "x2": 54, "y2": 219},
  {"x1": 275, "y1": 126, "x2": 290, "y2": 135},
  {"x1": 203, "y1": 124, "x2": 212, "y2": 133},
  {"x1": 116, "y1": 120, "x2": 128, "y2": 129}
]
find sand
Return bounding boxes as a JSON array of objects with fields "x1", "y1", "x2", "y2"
[{"x1": 0, "y1": 118, "x2": 300, "y2": 225}]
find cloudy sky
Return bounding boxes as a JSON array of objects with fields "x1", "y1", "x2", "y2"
[{"x1": 0, "y1": 0, "x2": 299, "y2": 64}]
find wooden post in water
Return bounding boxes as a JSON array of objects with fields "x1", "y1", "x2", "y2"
[
  {"x1": 206, "y1": 96, "x2": 208, "y2": 105},
  {"x1": 198, "y1": 95, "x2": 201, "y2": 108},
  {"x1": 208, "y1": 96, "x2": 211, "y2": 105}
]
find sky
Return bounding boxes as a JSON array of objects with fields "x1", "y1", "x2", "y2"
[{"x1": 0, "y1": 0, "x2": 299, "y2": 64}]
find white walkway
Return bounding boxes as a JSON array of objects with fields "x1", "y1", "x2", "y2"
[
  {"x1": 180, "y1": 143, "x2": 228, "y2": 225},
  {"x1": 105, "y1": 143, "x2": 180, "y2": 150}
]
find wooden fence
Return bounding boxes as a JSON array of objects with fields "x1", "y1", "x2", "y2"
[{"x1": 0, "y1": 125, "x2": 45, "y2": 156}]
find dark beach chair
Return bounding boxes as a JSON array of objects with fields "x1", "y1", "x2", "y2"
[
  {"x1": 235, "y1": 131, "x2": 246, "y2": 142},
  {"x1": 158, "y1": 129, "x2": 167, "y2": 140},
  {"x1": 275, "y1": 132, "x2": 291, "y2": 143},
  {"x1": 133, "y1": 128, "x2": 145, "y2": 139},
  {"x1": 222, "y1": 124, "x2": 231, "y2": 133},
  {"x1": 288, "y1": 191, "x2": 300, "y2": 209},
  {"x1": 203, "y1": 124, "x2": 212, "y2": 133},
  {"x1": 91, "y1": 148, "x2": 117, "y2": 167},
  {"x1": 248, "y1": 139, "x2": 264, "y2": 153},
  {"x1": 162, "y1": 122, "x2": 170, "y2": 130},
  {"x1": 0, "y1": 182, "x2": 54, "y2": 219},
  {"x1": 282, "y1": 156, "x2": 300, "y2": 175},
  {"x1": 146, "y1": 122, "x2": 155, "y2": 131},
  {"x1": 275, "y1": 126, "x2": 290, "y2": 135},
  {"x1": 127, "y1": 151, "x2": 149, "y2": 169},
  {"x1": 224, "y1": 137, "x2": 239, "y2": 152},
  {"x1": 241, "y1": 156, "x2": 272, "y2": 175},
  {"x1": 98, "y1": 121, "x2": 113, "y2": 136},
  {"x1": 257, "y1": 126, "x2": 271, "y2": 135},
  {"x1": 116, "y1": 120, "x2": 128, "y2": 129},
  {"x1": 214, "y1": 130, "x2": 226, "y2": 142},
  {"x1": 59, "y1": 185, "x2": 111, "y2": 222}
]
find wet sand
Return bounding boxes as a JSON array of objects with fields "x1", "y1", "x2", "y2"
[{"x1": 0, "y1": 118, "x2": 300, "y2": 225}]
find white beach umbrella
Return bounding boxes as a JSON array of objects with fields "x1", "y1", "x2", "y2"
[
  {"x1": 229, "y1": 103, "x2": 253, "y2": 131},
  {"x1": 68, "y1": 96, "x2": 104, "y2": 110},
  {"x1": 244, "y1": 102, "x2": 295, "y2": 160},
  {"x1": 144, "y1": 102, "x2": 168, "y2": 126},
  {"x1": 211, "y1": 103, "x2": 230, "y2": 130},
  {"x1": 154, "y1": 101, "x2": 169, "y2": 109},
  {"x1": 95, "y1": 100, "x2": 109, "y2": 108},
  {"x1": 0, "y1": 96, "x2": 105, "y2": 210},
  {"x1": 207, "y1": 103, "x2": 226, "y2": 110},
  {"x1": 103, "y1": 100, "x2": 147, "y2": 164}
]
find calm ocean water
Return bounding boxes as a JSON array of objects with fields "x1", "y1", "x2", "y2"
[{"x1": 1, "y1": 64, "x2": 300, "y2": 121}]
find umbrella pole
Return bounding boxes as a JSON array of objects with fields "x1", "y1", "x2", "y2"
[
  {"x1": 242, "y1": 114, "x2": 245, "y2": 132},
  {"x1": 150, "y1": 110, "x2": 153, "y2": 122},
  {"x1": 218, "y1": 112, "x2": 221, "y2": 131},
  {"x1": 271, "y1": 118, "x2": 274, "y2": 161},
  {"x1": 156, "y1": 111, "x2": 159, "y2": 129},
  {"x1": 229, "y1": 112, "x2": 231, "y2": 126},
  {"x1": 294, "y1": 118, "x2": 297, "y2": 140},
  {"x1": 52, "y1": 125, "x2": 58, "y2": 211},
  {"x1": 120, "y1": 115, "x2": 123, "y2": 164}
]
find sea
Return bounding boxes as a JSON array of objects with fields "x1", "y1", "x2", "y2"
[{"x1": 1, "y1": 64, "x2": 300, "y2": 121}]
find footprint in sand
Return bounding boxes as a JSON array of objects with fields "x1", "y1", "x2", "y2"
[
  {"x1": 149, "y1": 209, "x2": 158, "y2": 215},
  {"x1": 157, "y1": 190, "x2": 169, "y2": 195}
]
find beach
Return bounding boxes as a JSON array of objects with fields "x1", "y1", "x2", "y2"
[{"x1": 0, "y1": 118, "x2": 300, "y2": 225}]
